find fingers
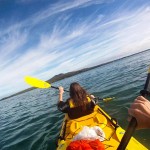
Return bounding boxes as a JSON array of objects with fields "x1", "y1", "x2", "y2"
[
  {"x1": 130, "y1": 102, "x2": 144, "y2": 110},
  {"x1": 133, "y1": 96, "x2": 148, "y2": 107},
  {"x1": 59, "y1": 86, "x2": 64, "y2": 94},
  {"x1": 59, "y1": 86, "x2": 62, "y2": 89},
  {"x1": 131, "y1": 96, "x2": 150, "y2": 112},
  {"x1": 90, "y1": 95, "x2": 95, "y2": 99},
  {"x1": 136, "y1": 96, "x2": 148, "y2": 102},
  {"x1": 128, "y1": 108, "x2": 134, "y2": 117},
  {"x1": 128, "y1": 108, "x2": 140, "y2": 118},
  {"x1": 128, "y1": 96, "x2": 150, "y2": 129},
  {"x1": 127, "y1": 115, "x2": 132, "y2": 122},
  {"x1": 59, "y1": 86, "x2": 64, "y2": 90}
]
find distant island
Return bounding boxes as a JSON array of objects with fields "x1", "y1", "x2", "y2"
[
  {"x1": 1, "y1": 63, "x2": 103, "y2": 100},
  {"x1": 1, "y1": 49, "x2": 150, "y2": 101}
]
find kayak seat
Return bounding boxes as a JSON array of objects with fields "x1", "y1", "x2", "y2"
[
  {"x1": 94, "y1": 113, "x2": 107, "y2": 128},
  {"x1": 69, "y1": 113, "x2": 107, "y2": 134}
]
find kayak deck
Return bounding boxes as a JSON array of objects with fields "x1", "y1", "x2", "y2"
[{"x1": 56, "y1": 105, "x2": 148, "y2": 150}]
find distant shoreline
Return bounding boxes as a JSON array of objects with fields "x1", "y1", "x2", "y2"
[{"x1": 1, "y1": 49, "x2": 150, "y2": 101}]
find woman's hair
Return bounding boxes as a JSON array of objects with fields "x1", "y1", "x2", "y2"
[{"x1": 69, "y1": 82, "x2": 89, "y2": 110}]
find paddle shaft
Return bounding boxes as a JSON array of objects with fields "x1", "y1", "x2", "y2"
[
  {"x1": 25, "y1": 76, "x2": 114, "y2": 101},
  {"x1": 51, "y1": 85, "x2": 113, "y2": 101},
  {"x1": 51, "y1": 85, "x2": 69, "y2": 92},
  {"x1": 117, "y1": 67, "x2": 150, "y2": 150}
]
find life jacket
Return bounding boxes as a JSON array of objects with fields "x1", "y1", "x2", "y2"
[
  {"x1": 67, "y1": 96, "x2": 94, "y2": 119},
  {"x1": 69, "y1": 96, "x2": 91, "y2": 108}
]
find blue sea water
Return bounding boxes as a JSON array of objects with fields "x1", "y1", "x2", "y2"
[{"x1": 0, "y1": 50, "x2": 150, "y2": 150}]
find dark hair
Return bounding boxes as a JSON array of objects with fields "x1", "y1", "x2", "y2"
[{"x1": 69, "y1": 82, "x2": 88, "y2": 110}]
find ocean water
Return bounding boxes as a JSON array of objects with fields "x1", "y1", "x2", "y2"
[{"x1": 0, "y1": 50, "x2": 150, "y2": 150}]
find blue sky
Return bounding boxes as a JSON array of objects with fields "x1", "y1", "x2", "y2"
[{"x1": 0, "y1": 0, "x2": 150, "y2": 99}]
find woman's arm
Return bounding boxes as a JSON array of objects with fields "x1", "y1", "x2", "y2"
[
  {"x1": 58, "y1": 86, "x2": 64, "y2": 102},
  {"x1": 57, "y1": 86, "x2": 69, "y2": 113}
]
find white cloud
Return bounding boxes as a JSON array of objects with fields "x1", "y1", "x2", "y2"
[
  {"x1": 0, "y1": 31, "x2": 27, "y2": 57},
  {"x1": 0, "y1": 0, "x2": 106, "y2": 38},
  {"x1": 1, "y1": 2, "x2": 150, "y2": 98}
]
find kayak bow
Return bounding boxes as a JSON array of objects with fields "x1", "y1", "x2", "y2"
[{"x1": 56, "y1": 105, "x2": 148, "y2": 150}]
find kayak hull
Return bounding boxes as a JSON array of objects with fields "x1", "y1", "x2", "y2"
[{"x1": 56, "y1": 105, "x2": 148, "y2": 150}]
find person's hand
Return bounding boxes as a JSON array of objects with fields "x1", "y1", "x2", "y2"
[
  {"x1": 59, "y1": 86, "x2": 64, "y2": 95},
  {"x1": 90, "y1": 95, "x2": 95, "y2": 99},
  {"x1": 128, "y1": 96, "x2": 150, "y2": 129}
]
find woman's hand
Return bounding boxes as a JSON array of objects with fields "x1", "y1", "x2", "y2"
[
  {"x1": 90, "y1": 95, "x2": 95, "y2": 99},
  {"x1": 128, "y1": 96, "x2": 150, "y2": 129},
  {"x1": 58, "y1": 86, "x2": 64, "y2": 102},
  {"x1": 59, "y1": 86, "x2": 64, "y2": 95}
]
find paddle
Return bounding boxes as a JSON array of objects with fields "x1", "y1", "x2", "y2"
[
  {"x1": 117, "y1": 66, "x2": 150, "y2": 150},
  {"x1": 24, "y1": 76, "x2": 69, "y2": 92},
  {"x1": 97, "y1": 97, "x2": 115, "y2": 102},
  {"x1": 24, "y1": 76, "x2": 114, "y2": 102}
]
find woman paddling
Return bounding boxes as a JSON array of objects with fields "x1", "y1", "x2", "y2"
[{"x1": 57, "y1": 82, "x2": 95, "y2": 119}]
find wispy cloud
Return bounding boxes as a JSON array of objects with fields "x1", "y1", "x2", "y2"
[
  {"x1": 0, "y1": 0, "x2": 105, "y2": 37},
  {"x1": 0, "y1": 1, "x2": 150, "y2": 98}
]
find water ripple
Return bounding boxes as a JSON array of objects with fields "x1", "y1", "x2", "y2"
[{"x1": 0, "y1": 50, "x2": 150, "y2": 150}]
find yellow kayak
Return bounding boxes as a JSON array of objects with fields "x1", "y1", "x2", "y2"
[{"x1": 56, "y1": 105, "x2": 148, "y2": 150}]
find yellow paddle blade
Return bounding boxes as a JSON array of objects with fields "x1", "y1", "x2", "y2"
[
  {"x1": 24, "y1": 76, "x2": 51, "y2": 88},
  {"x1": 103, "y1": 97, "x2": 115, "y2": 102}
]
